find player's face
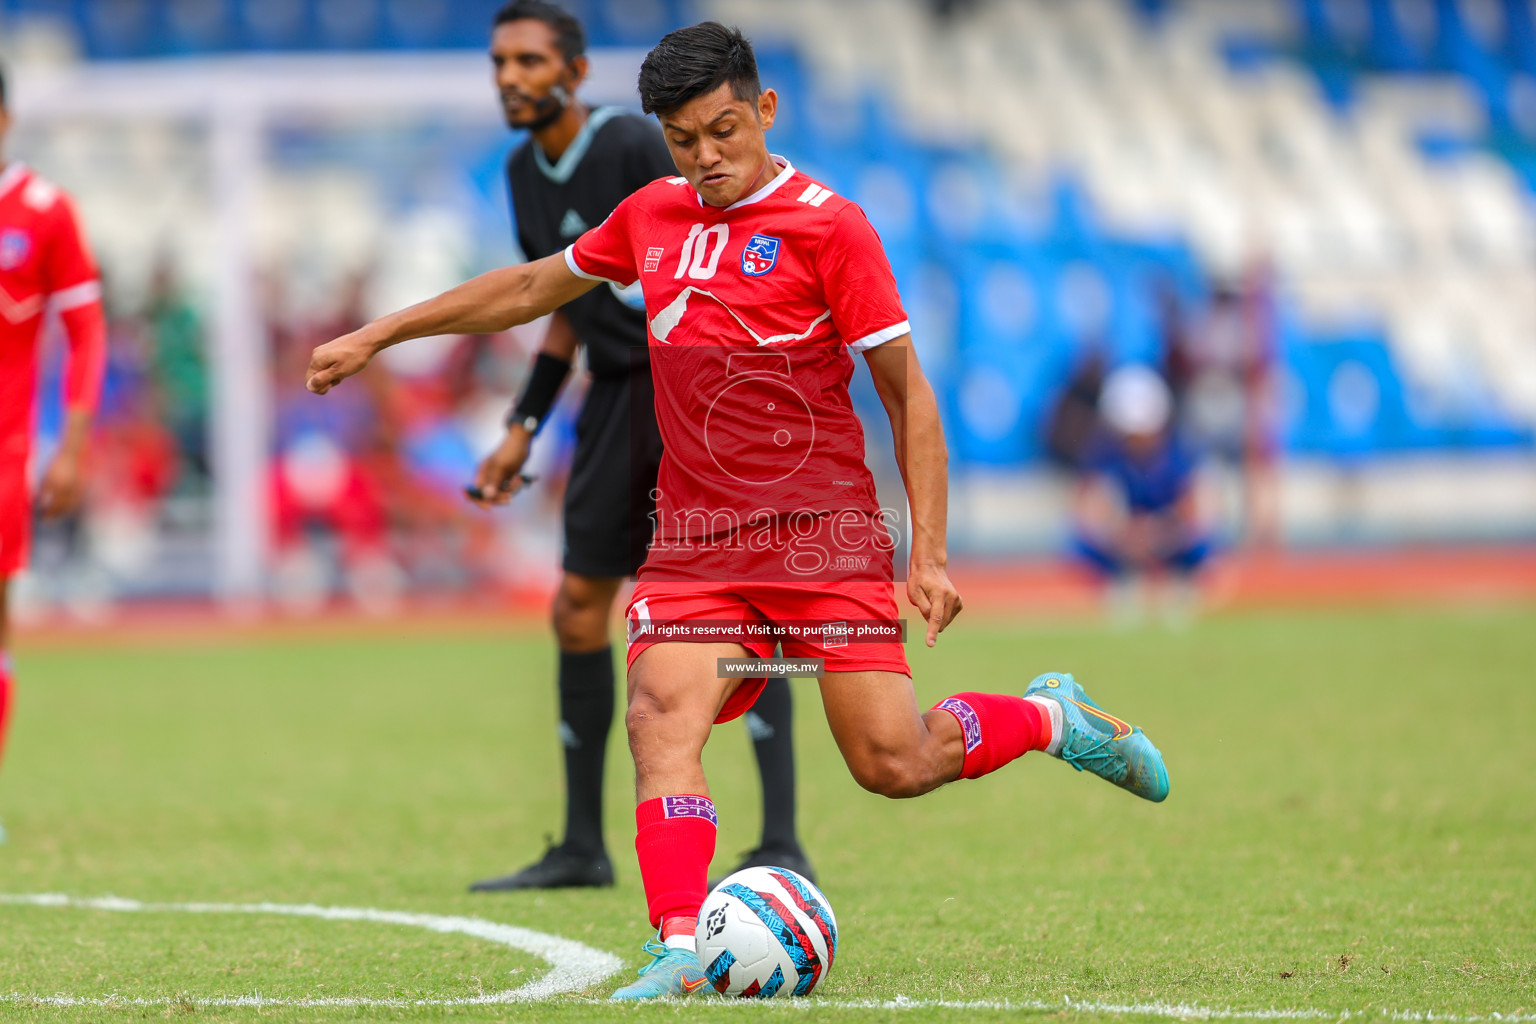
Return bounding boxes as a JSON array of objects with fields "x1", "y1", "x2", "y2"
[
  {"x1": 490, "y1": 19, "x2": 581, "y2": 130},
  {"x1": 660, "y1": 83, "x2": 778, "y2": 208}
]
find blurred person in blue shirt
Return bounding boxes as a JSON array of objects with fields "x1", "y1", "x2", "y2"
[{"x1": 1072, "y1": 364, "x2": 1212, "y2": 620}]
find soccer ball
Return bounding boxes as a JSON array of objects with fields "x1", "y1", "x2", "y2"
[{"x1": 696, "y1": 865, "x2": 837, "y2": 998}]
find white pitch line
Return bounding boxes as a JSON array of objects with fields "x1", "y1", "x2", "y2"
[
  {"x1": 822, "y1": 998, "x2": 1536, "y2": 1022},
  {"x1": 0, "y1": 892, "x2": 622, "y2": 1006},
  {"x1": 562, "y1": 997, "x2": 1536, "y2": 1021},
  {"x1": 3, "y1": 893, "x2": 1533, "y2": 1021}
]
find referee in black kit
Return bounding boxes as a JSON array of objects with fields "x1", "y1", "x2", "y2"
[{"x1": 466, "y1": 1, "x2": 815, "y2": 891}]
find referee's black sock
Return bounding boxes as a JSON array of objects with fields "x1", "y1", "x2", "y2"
[
  {"x1": 557, "y1": 647, "x2": 615, "y2": 858},
  {"x1": 748, "y1": 677, "x2": 803, "y2": 853}
]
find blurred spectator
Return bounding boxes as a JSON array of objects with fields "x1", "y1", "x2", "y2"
[
  {"x1": 144, "y1": 257, "x2": 209, "y2": 485},
  {"x1": 1171, "y1": 269, "x2": 1280, "y2": 546},
  {"x1": 263, "y1": 266, "x2": 546, "y2": 609},
  {"x1": 1071, "y1": 364, "x2": 1212, "y2": 624},
  {"x1": 1182, "y1": 284, "x2": 1250, "y2": 462},
  {"x1": 91, "y1": 384, "x2": 178, "y2": 583},
  {"x1": 269, "y1": 430, "x2": 402, "y2": 614},
  {"x1": 1154, "y1": 279, "x2": 1197, "y2": 424},
  {"x1": 1044, "y1": 343, "x2": 1109, "y2": 471},
  {"x1": 267, "y1": 269, "x2": 402, "y2": 612}
]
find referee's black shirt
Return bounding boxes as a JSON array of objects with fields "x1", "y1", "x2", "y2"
[{"x1": 507, "y1": 106, "x2": 676, "y2": 376}]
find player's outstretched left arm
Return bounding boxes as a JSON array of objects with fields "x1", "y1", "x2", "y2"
[
  {"x1": 864, "y1": 338, "x2": 963, "y2": 647},
  {"x1": 305, "y1": 253, "x2": 597, "y2": 395}
]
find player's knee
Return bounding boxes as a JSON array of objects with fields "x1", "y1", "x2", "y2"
[
  {"x1": 624, "y1": 690, "x2": 707, "y2": 781},
  {"x1": 623, "y1": 691, "x2": 668, "y2": 744},
  {"x1": 848, "y1": 752, "x2": 926, "y2": 799}
]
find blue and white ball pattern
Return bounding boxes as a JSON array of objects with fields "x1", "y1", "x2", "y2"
[{"x1": 696, "y1": 865, "x2": 838, "y2": 998}]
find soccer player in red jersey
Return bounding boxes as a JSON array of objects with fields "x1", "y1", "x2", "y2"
[
  {"x1": 0, "y1": 65, "x2": 108, "y2": 831},
  {"x1": 307, "y1": 24, "x2": 1169, "y2": 999}
]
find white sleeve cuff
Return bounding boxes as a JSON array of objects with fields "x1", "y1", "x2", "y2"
[
  {"x1": 848, "y1": 320, "x2": 911, "y2": 353},
  {"x1": 563, "y1": 244, "x2": 617, "y2": 284},
  {"x1": 51, "y1": 280, "x2": 102, "y2": 311}
]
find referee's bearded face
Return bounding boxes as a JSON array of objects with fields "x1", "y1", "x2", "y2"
[
  {"x1": 661, "y1": 83, "x2": 779, "y2": 209},
  {"x1": 490, "y1": 19, "x2": 581, "y2": 130}
]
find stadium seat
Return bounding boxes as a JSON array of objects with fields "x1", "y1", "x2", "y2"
[{"x1": 6, "y1": 0, "x2": 1532, "y2": 462}]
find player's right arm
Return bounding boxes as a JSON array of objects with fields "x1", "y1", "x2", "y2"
[
  {"x1": 813, "y1": 201, "x2": 963, "y2": 643},
  {"x1": 305, "y1": 252, "x2": 595, "y2": 395}
]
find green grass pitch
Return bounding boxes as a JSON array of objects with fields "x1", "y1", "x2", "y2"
[{"x1": 1, "y1": 603, "x2": 1533, "y2": 1022}]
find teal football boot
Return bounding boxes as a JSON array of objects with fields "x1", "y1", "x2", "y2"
[
  {"x1": 610, "y1": 935, "x2": 710, "y2": 1001},
  {"x1": 1025, "y1": 672, "x2": 1170, "y2": 802}
]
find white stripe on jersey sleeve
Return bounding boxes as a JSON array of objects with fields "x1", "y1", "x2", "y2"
[
  {"x1": 848, "y1": 320, "x2": 911, "y2": 353},
  {"x1": 796, "y1": 183, "x2": 835, "y2": 207},
  {"x1": 0, "y1": 163, "x2": 28, "y2": 200},
  {"x1": 51, "y1": 280, "x2": 102, "y2": 311},
  {"x1": 563, "y1": 244, "x2": 621, "y2": 284}
]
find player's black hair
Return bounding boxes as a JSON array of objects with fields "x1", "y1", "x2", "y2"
[
  {"x1": 637, "y1": 22, "x2": 760, "y2": 117},
  {"x1": 0, "y1": 63, "x2": 7, "y2": 108},
  {"x1": 492, "y1": 0, "x2": 585, "y2": 64}
]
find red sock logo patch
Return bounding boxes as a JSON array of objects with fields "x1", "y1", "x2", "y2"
[
  {"x1": 661, "y1": 794, "x2": 718, "y2": 824},
  {"x1": 937, "y1": 697, "x2": 982, "y2": 753}
]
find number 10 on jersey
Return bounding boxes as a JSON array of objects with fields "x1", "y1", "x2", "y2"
[{"x1": 676, "y1": 223, "x2": 729, "y2": 280}]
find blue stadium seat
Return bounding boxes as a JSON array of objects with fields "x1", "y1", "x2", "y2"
[{"x1": 5, "y1": 0, "x2": 1529, "y2": 469}]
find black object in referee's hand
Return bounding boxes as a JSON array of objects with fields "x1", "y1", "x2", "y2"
[{"x1": 465, "y1": 473, "x2": 538, "y2": 502}]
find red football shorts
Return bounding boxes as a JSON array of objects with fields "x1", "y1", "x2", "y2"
[
  {"x1": 624, "y1": 580, "x2": 911, "y2": 723},
  {"x1": 0, "y1": 458, "x2": 30, "y2": 577}
]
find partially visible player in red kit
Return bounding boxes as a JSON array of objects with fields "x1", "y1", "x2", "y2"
[
  {"x1": 305, "y1": 24, "x2": 1169, "y2": 999},
  {"x1": 0, "y1": 65, "x2": 108, "y2": 828}
]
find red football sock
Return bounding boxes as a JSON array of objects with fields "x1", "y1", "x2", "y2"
[
  {"x1": 660, "y1": 915, "x2": 696, "y2": 941},
  {"x1": 0, "y1": 655, "x2": 13, "y2": 769},
  {"x1": 635, "y1": 795, "x2": 717, "y2": 930},
  {"x1": 934, "y1": 692, "x2": 1049, "y2": 780}
]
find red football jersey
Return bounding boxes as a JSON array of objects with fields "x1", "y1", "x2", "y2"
[
  {"x1": 566, "y1": 157, "x2": 910, "y2": 580},
  {"x1": 0, "y1": 162, "x2": 103, "y2": 450}
]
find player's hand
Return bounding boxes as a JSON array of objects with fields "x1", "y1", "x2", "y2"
[
  {"x1": 468, "y1": 426, "x2": 533, "y2": 508},
  {"x1": 907, "y1": 562, "x2": 963, "y2": 648},
  {"x1": 36, "y1": 448, "x2": 85, "y2": 520},
  {"x1": 306, "y1": 328, "x2": 381, "y2": 395}
]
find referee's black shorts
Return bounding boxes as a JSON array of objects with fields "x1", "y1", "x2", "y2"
[{"x1": 561, "y1": 368, "x2": 664, "y2": 579}]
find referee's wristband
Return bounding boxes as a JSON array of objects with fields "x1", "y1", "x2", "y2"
[{"x1": 509, "y1": 352, "x2": 572, "y2": 434}]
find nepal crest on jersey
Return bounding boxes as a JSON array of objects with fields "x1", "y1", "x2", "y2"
[
  {"x1": 740, "y1": 233, "x2": 781, "y2": 277},
  {"x1": 0, "y1": 229, "x2": 31, "y2": 271}
]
